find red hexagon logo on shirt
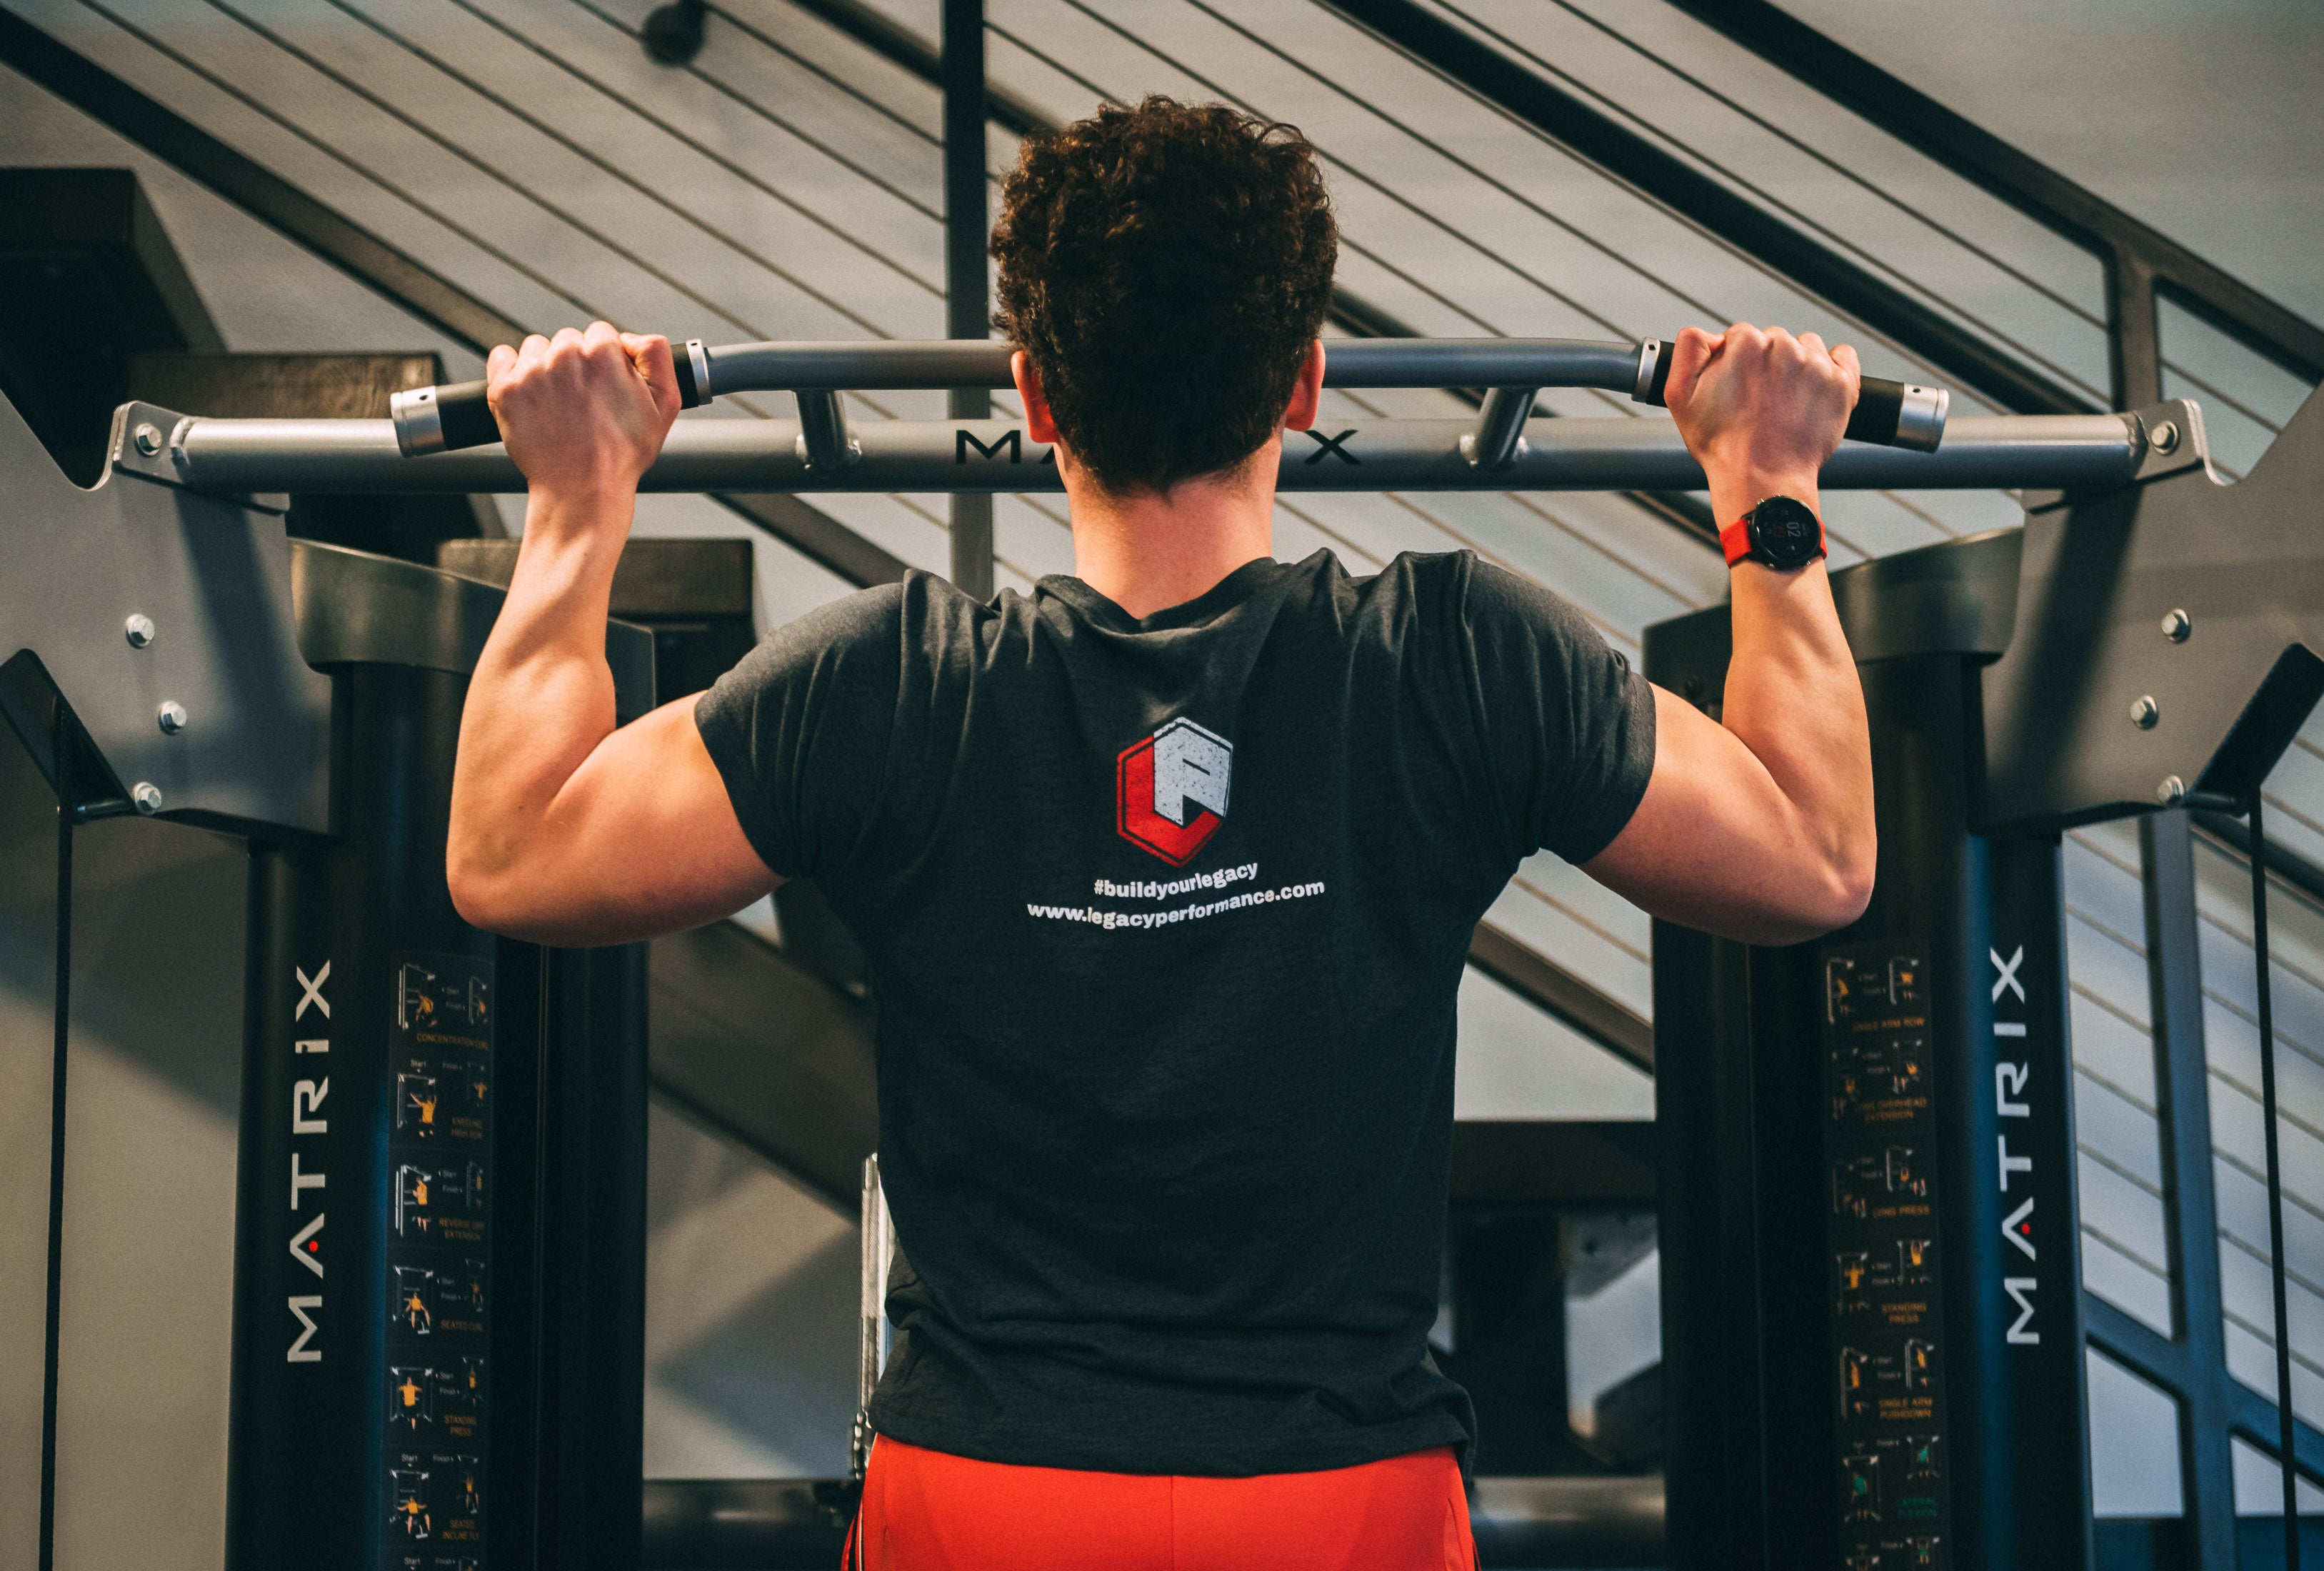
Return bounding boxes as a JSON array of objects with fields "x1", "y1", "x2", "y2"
[{"x1": 1116, "y1": 718, "x2": 1231, "y2": 866}]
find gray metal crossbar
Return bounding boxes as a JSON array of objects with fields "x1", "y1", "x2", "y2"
[{"x1": 137, "y1": 409, "x2": 2153, "y2": 496}]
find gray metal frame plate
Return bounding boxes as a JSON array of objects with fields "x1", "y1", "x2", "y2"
[{"x1": 1, "y1": 395, "x2": 332, "y2": 833}]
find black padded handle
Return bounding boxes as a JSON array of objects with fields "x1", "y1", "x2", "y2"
[
  {"x1": 1636, "y1": 338, "x2": 1942, "y2": 450},
  {"x1": 433, "y1": 380, "x2": 501, "y2": 451},
  {"x1": 399, "y1": 339, "x2": 708, "y2": 455},
  {"x1": 1843, "y1": 379, "x2": 1904, "y2": 446}
]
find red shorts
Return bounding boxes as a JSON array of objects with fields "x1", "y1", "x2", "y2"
[{"x1": 846, "y1": 1437, "x2": 1476, "y2": 1571}]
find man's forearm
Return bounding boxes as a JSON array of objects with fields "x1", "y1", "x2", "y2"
[
  {"x1": 447, "y1": 487, "x2": 633, "y2": 900},
  {"x1": 1710, "y1": 468, "x2": 1877, "y2": 899}
]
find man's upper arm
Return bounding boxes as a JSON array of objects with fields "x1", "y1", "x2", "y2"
[
  {"x1": 1456, "y1": 558, "x2": 1657, "y2": 868},
  {"x1": 1582, "y1": 684, "x2": 1860, "y2": 946},
  {"x1": 493, "y1": 693, "x2": 780, "y2": 947},
  {"x1": 472, "y1": 583, "x2": 906, "y2": 948},
  {"x1": 1453, "y1": 558, "x2": 1860, "y2": 946}
]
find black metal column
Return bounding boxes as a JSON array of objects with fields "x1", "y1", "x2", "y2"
[
  {"x1": 37, "y1": 694, "x2": 76, "y2": 1571},
  {"x1": 1651, "y1": 603, "x2": 2097, "y2": 1570},
  {"x1": 524, "y1": 943, "x2": 650, "y2": 1571},
  {"x1": 229, "y1": 663, "x2": 496, "y2": 1569},
  {"x1": 224, "y1": 547, "x2": 654, "y2": 1571},
  {"x1": 943, "y1": 0, "x2": 994, "y2": 599},
  {"x1": 1653, "y1": 919, "x2": 1770, "y2": 1571}
]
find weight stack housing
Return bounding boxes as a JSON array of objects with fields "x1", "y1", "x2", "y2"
[
  {"x1": 225, "y1": 544, "x2": 653, "y2": 1570},
  {"x1": 1646, "y1": 536, "x2": 2095, "y2": 1571}
]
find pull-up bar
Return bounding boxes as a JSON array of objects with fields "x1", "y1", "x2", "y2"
[
  {"x1": 114, "y1": 336, "x2": 2181, "y2": 498},
  {"x1": 155, "y1": 410, "x2": 2148, "y2": 496},
  {"x1": 386, "y1": 334, "x2": 1948, "y2": 461}
]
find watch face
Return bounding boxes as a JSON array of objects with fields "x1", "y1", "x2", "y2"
[{"x1": 1748, "y1": 496, "x2": 1823, "y2": 568}]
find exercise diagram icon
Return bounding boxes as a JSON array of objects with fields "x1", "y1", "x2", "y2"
[{"x1": 1116, "y1": 718, "x2": 1232, "y2": 866}]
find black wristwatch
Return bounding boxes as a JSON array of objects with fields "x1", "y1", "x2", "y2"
[{"x1": 1719, "y1": 496, "x2": 1826, "y2": 571}]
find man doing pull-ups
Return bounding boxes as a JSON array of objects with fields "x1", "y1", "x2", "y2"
[{"x1": 446, "y1": 97, "x2": 1874, "y2": 1571}]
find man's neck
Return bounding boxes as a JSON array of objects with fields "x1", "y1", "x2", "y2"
[{"x1": 1064, "y1": 440, "x2": 1280, "y2": 619}]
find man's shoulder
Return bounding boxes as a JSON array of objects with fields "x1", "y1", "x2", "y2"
[
  {"x1": 781, "y1": 577, "x2": 912, "y2": 644},
  {"x1": 762, "y1": 570, "x2": 1001, "y2": 660},
  {"x1": 1281, "y1": 546, "x2": 1480, "y2": 608},
  {"x1": 705, "y1": 581, "x2": 912, "y2": 716},
  {"x1": 1311, "y1": 550, "x2": 1606, "y2": 671}
]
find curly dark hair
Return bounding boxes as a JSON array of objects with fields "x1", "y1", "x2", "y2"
[{"x1": 991, "y1": 96, "x2": 1338, "y2": 496}]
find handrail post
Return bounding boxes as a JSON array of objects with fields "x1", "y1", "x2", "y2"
[
  {"x1": 943, "y1": 0, "x2": 994, "y2": 600},
  {"x1": 2108, "y1": 249, "x2": 2165, "y2": 412}
]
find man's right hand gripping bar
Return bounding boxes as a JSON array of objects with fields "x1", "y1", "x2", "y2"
[{"x1": 1631, "y1": 337, "x2": 1948, "y2": 452}]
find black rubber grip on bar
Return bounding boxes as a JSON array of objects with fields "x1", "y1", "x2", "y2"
[
  {"x1": 1640, "y1": 338, "x2": 1915, "y2": 447},
  {"x1": 427, "y1": 343, "x2": 710, "y2": 452},
  {"x1": 1647, "y1": 337, "x2": 1676, "y2": 406},
  {"x1": 1843, "y1": 379, "x2": 1904, "y2": 446},
  {"x1": 435, "y1": 381, "x2": 501, "y2": 451}
]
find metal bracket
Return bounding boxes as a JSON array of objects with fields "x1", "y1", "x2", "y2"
[
  {"x1": 794, "y1": 390, "x2": 862, "y2": 473},
  {"x1": 111, "y1": 400, "x2": 194, "y2": 487},
  {"x1": 1, "y1": 391, "x2": 654, "y2": 837},
  {"x1": 1980, "y1": 386, "x2": 2324, "y2": 827},
  {"x1": 1459, "y1": 386, "x2": 1537, "y2": 471},
  {"x1": 3, "y1": 396, "x2": 329, "y2": 831},
  {"x1": 111, "y1": 401, "x2": 287, "y2": 513},
  {"x1": 2023, "y1": 399, "x2": 2205, "y2": 512},
  {"x1": 2126, "y1": 398, "x2": 2213, "y2": 485}
]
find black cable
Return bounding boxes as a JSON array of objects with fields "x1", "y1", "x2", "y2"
[
  {"x1": 38, "y1": 703, "x2": 74, "y2": 1571},
  {"x1": 72, "y1": 0, "x2": 597, "y2": 324},
  {"x1": 1009, "y1": 1, "x2": 1925, "y2": 556},
  {"x1": 1319, "y1": 0, "x2": 1998, "y2": 408},
  {"x1": 93, "y1": 0, "x2": 894, "y2": 419},
  {"x1": 2253, "y1": 793, "x2": 2303, "y2": 1567},
  {"x1": 164, "y1": 0, "x2": 795, "y2": 350},
  {"x1": 996, "y1": 7, "x2": 1579, "y2": 365}
]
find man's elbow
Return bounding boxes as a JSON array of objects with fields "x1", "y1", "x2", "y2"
[
  {"x1": 1793, "y1": 835, "x2": 1877, "y2": 939},
  {"x1": 446, "y1": 831, "x2": 548, "y2": 940},
  {"x1": 1738, "y1": 838, "x2": 1874, "y2": 948},
  {"x1": 446, "y1": 853, "x2": 514, "y2": 935},
  {"x1": 1820, "y1": 850, "x2": 1878, "y2": 932}
]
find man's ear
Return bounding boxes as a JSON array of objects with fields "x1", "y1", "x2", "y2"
[
  {"x1": 1282, "y1": 339, "x2": 1326, "y2": 432},
  {"x1": 1013, "y1": 351, "x2": 1061, "y2": 446}
]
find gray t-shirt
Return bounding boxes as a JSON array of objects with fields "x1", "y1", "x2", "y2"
[{"x1": 693, "y1": 548, "x2": 1654, "y2": 1476}]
